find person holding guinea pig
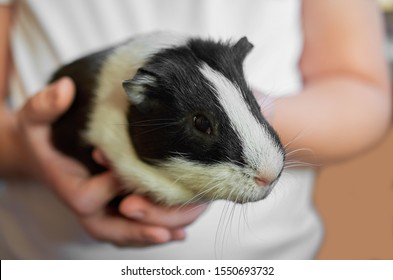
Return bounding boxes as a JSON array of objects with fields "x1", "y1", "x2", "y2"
[{"x1": 0, "y1": 0, "x2": 391, "y2": 259}]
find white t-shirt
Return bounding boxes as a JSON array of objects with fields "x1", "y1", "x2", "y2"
[{"x1": 0, "y1": 0, "x2": 323, "y2": 259}]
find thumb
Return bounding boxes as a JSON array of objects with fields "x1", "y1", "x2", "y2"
[{"x1": 21, "y1": 77, "x2": 75, "y2": 125}]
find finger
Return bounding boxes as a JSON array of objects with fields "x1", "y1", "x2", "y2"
[
  {"x1": 20, "y1": 77, "x2": 75, "y2": 125},
  {"x1": 62, "y1": 171, "x2": 124, "y2": 217},
  {"x1": 15, "y1": 77, "x2": 80, "y2": 182},
  {"x1": 92, "y1": 149, "x2": 111, "y2": 167},
  {"x1": 170, "y1": 228, "x2": 186, "y2": 241},
  {"x1": 81, "y1": 214, "x2": 174, "y2": 247},
  {"x1": 119, "y1": 195, "x2": 208, "y2": 228}
]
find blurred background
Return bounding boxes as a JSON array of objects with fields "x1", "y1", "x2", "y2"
[{"x1": 315, "y1": 0, "x2": 393, "y2": 260}]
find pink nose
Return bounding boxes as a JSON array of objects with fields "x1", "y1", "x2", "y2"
[{"x1": 254, "y1": 175, "x2": 272, "y2": 187}]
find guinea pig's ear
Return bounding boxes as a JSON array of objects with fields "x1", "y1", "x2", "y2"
[
  {"x1": 122, "y1": 68, "x2": 157, "y2": 112},
  {"x1": 232, "y1": 37, "x2": 254, "y2": 63}
]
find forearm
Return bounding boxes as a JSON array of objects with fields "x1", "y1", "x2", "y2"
[
  {"x1": 0, "y1": 109, "x2": 31, "y2": 178},
  {"x1": 0, "y1": 5, "x2": 11, "y2": 101},
  {"x1": 273, "y1": 76, "x2": 392, "y2": 165},
  {"x1": 0, "y1": 6, "x2": 27, "y2": 178}
]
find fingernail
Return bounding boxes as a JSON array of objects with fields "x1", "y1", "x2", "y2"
[{"x1": 127, "y1": 211, "x2": 145, "y2": 220}]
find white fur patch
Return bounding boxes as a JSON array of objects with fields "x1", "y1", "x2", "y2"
[{"x1": 199, "y1": 64, "x2": 284, "y2": 181}]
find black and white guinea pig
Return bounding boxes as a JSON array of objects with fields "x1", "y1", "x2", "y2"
[{"x1": 51, "y1": 31, "x2": 285, "y2": 205}]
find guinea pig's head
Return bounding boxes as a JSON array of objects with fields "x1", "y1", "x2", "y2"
[{"x1": 122, "y1": 37, "x2": 285, "y2": 204}]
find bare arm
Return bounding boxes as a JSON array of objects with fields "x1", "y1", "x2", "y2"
[
  {"x1": 272, "y1": 0, "x2": 392, "y2": 164},
  {"x1": 0, "y1": 5, "x2": 29, "y2": 177},
  {"x1": 0, "y1": 6, "x2": 11, "y2": 100}
]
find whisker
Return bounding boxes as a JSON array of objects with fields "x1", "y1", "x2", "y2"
[
  {"x1": 130, "y1": 121, "x2": 178, "y2": 127},
  {"x1": 226, "y1": 157, "x2": 246, "y2": 168},
  {"x1": 215, "y1": 200, "x2": 231, "y2": 259},
  {"x1": 112, "y1": 118, "x2": 177, "y2": 128},
  {"x1": 215, "y1": 187, "x2": 239, "y2": 258},
  {"x1": 233, "y1": 191, "x2": 245, "y2": 244},
  {"x1": 241, "y1": 202, "x2": 252, "y2": 234},
  {"x1": 284, "y1": 160, "x2": 321, "y2": 169},
  {"x1": 129, "y1": 123, "x2": 178, "y2": 128},
  {"x1": 175, "y1": 179, "x2": 225, "y2": 211},
  {"x1": 168, "y1": 151, "x2": 191, "y2": 158},
  {"x1": 226, "y1": 200, "x2": 237, "y2": 246},
  {"x1": 285, "y1": 164, "x2": 309, "y2": 168},
  {"x1": 283, "y1": 129, "x2": 308, "y2": 151},
  {"x1": 132, "y1": 124, "x2": 176, "y2": 136},
  {"x1": 285, "y1": 147, "x2": 315, "y2": 158},
  {"x1": 129, "y1": 118, "x2": 176, "y2": 124},
  {"x1": 177, "y1": 201, "x2": 210, "y2": 216},
  {"x1": 255, "y1": 90, "x2": 275, "y2": 109}
]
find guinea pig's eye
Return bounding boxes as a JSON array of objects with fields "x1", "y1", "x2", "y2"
[{"x1": 193, "y1": 114, "x2": 212, "y2": 135}]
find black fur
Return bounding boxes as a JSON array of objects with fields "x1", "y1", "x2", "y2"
[
  {"x1": 126, "y1": 44, "x2": 245, "y2": 166},
  {"x1": 50, "y1": 47, "x2": 115, "y2": 174}
]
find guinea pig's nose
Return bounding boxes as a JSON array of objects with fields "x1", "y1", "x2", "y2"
[{"x1": 254, "y1": 174, "x2": 272, "y2": 187}]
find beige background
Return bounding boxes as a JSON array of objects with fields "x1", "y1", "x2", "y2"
[
  {"x1": 314, "y1": 1, "x2": 393, "y2": 260},
  {"x1": 315, "y1": 126, "x2": 393, "y2": 259}
]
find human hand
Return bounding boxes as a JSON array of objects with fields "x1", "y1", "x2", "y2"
[{"x1": 17, "y1": 77, "x2": 207, "y2": 246}]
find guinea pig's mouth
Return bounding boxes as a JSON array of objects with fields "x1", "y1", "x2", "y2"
[
  {"x1": 221, "y1": 173, "x2": 279, "y2": 203},
  {"x1": 155, "y1": 158, "x2": 281, "y2": 204}
]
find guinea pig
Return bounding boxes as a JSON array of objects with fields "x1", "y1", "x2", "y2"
[{"x1": 50, "y1": 31, "x2": 285, "y2": 205}]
